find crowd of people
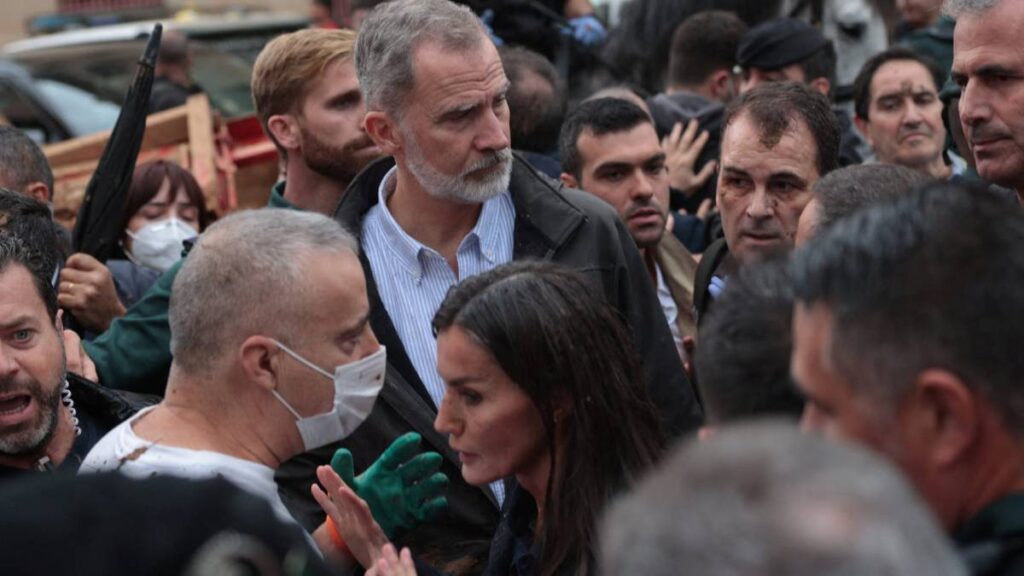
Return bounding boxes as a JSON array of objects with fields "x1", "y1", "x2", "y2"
[{"x1": 1, "y1": 0, "x2": 1022, "y2": 574}]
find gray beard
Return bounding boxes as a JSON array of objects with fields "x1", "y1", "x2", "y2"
[{"x1": 403, "y1": 130, "x2": 512, "y2": 204}]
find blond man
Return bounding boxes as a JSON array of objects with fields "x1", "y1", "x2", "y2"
[{"x1": 253, "y1": 28, "x2": 383, "y2": 214}]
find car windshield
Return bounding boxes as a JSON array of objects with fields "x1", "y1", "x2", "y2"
[{"x1": 11, "y1": 40, "x2": 255, "y2": 136}]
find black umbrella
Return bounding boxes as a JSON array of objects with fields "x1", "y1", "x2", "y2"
[{"x1": 71, "y1": 24, "x2": 162, "y2": 263}]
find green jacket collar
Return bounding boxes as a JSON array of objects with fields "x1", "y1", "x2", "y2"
[{"x1": 268, "y1": 181, "x2": 298, "y2": 210}]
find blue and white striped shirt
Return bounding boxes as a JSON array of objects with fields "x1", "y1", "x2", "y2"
[{"x1": 362, "y1": 167, "x2": 515, "y2": 505}]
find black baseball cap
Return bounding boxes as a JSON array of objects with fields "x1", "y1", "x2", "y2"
[{"x1": 736, "y1": 18, "x2": 829, "y2": 71}]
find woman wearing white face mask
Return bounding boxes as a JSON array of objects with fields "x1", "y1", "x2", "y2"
[{"x1": 58, "y1": 160, "x2": 209, "y2": 334}]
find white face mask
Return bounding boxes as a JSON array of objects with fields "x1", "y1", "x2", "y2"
[
  {"x1": 126, "y1": 216, "x2": 198, "y2": 272},
  {"x1": 270, "y1": 341, "x2": 387, "y2": 451}
]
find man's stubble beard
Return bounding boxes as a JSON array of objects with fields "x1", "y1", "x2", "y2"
[{"x1": 0, "y1": 371, "x2": 65, "y2": 458}]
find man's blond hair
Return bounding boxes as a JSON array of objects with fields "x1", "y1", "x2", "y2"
[{"x1": 252, "y1": 28, "x2": 357, "y2": 153}]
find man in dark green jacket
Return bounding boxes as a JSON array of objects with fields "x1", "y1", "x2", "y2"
[{"x1": 790, "y1": 182, "x2": 1024, "y2": 576}]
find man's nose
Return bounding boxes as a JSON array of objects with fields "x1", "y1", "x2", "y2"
[
  {"x1": 632, "y1": 171, "x2": 655, "y2": 200},
  {"x1": 0, "y1": 346, "x2": 17, "y2": 378},
  {"x1": 959, "y1": 80, "x2": 991, "y2": 128},
  {"x1": 475, "y1": 109, "x2": 510, "y2": 152},
  {"x1": 746, "y1": 188, "x2": 773, "y2": 219}
]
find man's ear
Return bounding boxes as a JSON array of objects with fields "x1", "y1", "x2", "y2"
[
  {"x1": 55, "y1": 309, "x2": 64, "y2": 334},
  {"x1": 853, "y1": 116, "x2": 873, "y2": 147},
  {"x1": 809, "y1": 77, "x2": 831, "y2": 98},
  {"x1": 267, "y1": 114, "x2": 301, "y2": 152},
  {"x1": 559, "y1": 172, "x2": 579, "y2": 189},
  {"x1": 364, "y1": 110, "x2": 401, "y2": 155},
  {"x1": 902, "y1": 369, "x2": 979, "y2": 469},
  {"x1": 708, "y1": 70, "x2": 733, "y2": 102},
  {"x1": 240, "y1": 335, "x2": 282, "y2": 393},
  {"x1": 24, "y1": 182, "x2": 50, "y2": 204}
]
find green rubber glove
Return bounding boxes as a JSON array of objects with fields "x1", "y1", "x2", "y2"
[{"x1": 330, "y1": 432, "x2": 448, "y2": 538}]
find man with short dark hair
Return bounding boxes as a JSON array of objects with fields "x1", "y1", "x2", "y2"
[
  {"x1": 647, "y1": 11, "x2": 748, "y2": 213},
  {"x1": 559, "y1": 97, "x2": 698, "y2": 350},
  {"x1": 790, "y1": 182, "x2": 1024, "y2": 573},
  {"x1": 148, "y1": 29, "x2": 202, "y2": 114},
  {"x1": 498, "y1": 45, "x2": 566, "y2": 178},
  {"x1": 694, "y1": 262, "x2": 803, "y2": 431},
  {"x1": 0, "y1": 126, "x2": 54, "y2": 205},
  {"x1": 949, "y1": 0, "x2": 1024, "y2": 205},
  {"x1": 853, "y1": 47, "x2": 962, "y2": 180},
  {"x1": 693, "y1": 81, "x2": 839, "y2": 322},
  {"x1": 735, "y1": 18, "x2": 863, "y2": 167},
  {"x1": 0, "y1": 231, "x2": 148, "y2": 481}
]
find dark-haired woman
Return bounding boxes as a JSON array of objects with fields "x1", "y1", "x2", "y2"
[
  {"x1": 58, "y1": 160, "x2": 209, "y2": 333},
  {"x1": 313, "y1": 261, "x2": 665, "y2": 576}
]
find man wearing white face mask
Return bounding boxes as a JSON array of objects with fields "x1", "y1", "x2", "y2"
[{"x1": 80, "y1": 210, "x2": 446, "y2": 567}]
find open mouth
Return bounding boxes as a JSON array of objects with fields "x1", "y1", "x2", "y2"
[{"x1": 0, "y1": 394, "x2": 31, "y2": 417}]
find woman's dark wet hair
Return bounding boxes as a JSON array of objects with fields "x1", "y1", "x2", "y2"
[{"x1": 433, "y1": 260, "x2": 664, "y2": 576}]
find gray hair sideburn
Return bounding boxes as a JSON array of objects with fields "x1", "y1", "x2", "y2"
[
  {"x1": 169, "y1": 209, "x2": 358, "y2": 375},
  {"x1": 943, "y1": 0, "x2": 1000, "y2": 17},
  {"x1": 355, "y1": 0, "x2": 487, "y2": 116}
]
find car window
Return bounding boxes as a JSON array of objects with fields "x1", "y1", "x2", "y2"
[
  {"x1": 33, "y1": 78, "x2": 121, "y2": 136},
  {"x1": 12, "y1": 40, "x2": 256, "y2": 137},
  {"x1": 0, "y1": 80, "x2": 63, "y2": 144}
]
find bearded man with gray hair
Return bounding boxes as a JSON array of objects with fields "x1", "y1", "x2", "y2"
[{"x1": 275, "y1": 0, "x2": 701, "y2": 572}]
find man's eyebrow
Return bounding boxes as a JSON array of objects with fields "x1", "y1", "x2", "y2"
[
  {"x1": 338, "y1": 311, "x2": 372, "y2": 339},
  {"x1": 594, "y1": 161, "x2": 633, "y2": 173},
  {"x1": 0, "y1": 315, "x2": 36, "y2": 331},
  {"x1": 721, "y1": 166, "x2": 751, "y2": 177},
  {"x1": 768, "y1": 172, "x2": 809, "y2": 185},
  {"x1": 328, "y1": 88, "x2": 362, "y2": 105},
  {"x1": 976, "y1": 64, "x2": 1020, "y2": 78},
  {"x1": 645, "y1": 152, "x2": 668, "y2": 165}
]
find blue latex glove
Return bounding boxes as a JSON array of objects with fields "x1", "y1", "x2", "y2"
[
  {"x1": 564, "y1": 14, "x2": 607, "y2": 47},
  {"x1": 480, "y1": 9, "x2": 504, "y2": 46},
  {"x1": 331, "y1": 432, "x2": 448, "y2": 539}
]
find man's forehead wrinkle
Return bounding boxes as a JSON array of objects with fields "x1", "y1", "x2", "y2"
[{"x1": 414, "y1": 56, "x2": 507, "y2": 111}]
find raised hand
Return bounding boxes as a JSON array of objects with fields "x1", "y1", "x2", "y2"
[
  {"x1": 330, "y1": 432, "x2": 448, "y2": 538},
  {"x1": 367, "y1": 544, "x2": 418, "y2": 576},
  {"x1": 662, "y1": 120, "x2": 717, "y2": 197},
  {"x1": 312, "y1": 465, "x2": 391, "y2": 569},
  {"x1": 58, "y1": 253, "x2": 126, "y2": 332}
]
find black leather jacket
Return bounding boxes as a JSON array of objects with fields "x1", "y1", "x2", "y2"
[{"x1": 0, "y1": 373, "x2": 155, "y2": 481}]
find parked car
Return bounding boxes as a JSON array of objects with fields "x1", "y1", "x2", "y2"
[{"x1": 0, "y1": 12, "x2": 306, "y2": 143}]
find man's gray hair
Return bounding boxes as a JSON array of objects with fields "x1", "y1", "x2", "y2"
[
  {"x1": 355, "y1": 0, "x2": 486, "y2": 115},
  {"x1": 169, "y1": 209, "x2": 358, "y2": 375},
  {"x1": 944, "y1": 0, "x2": 1000, "y2": 17},
  {"x1": 813, "y1": 164, "x2": 930, "y2": 230},
  {"x1": 600, "y1": 421, "x2": 968, "y2": 576},
  {"x1": 0, "y1": 126, "x2": 54, "y2": 198}
]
